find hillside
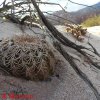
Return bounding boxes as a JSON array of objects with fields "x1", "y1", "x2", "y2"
[
  {"x1": 47, "y1": 2, "x2": 100, "y2": 25},
  {"x1": 82, "y1": 15, "x2": 100, "y2": 27}
]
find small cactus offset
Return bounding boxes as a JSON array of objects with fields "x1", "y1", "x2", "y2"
[
  {"x1": 0, "y1": 34, "x2": 56, "y2": 81},
  {"x1": 66, "y1": 24, "x2": 87, "y2": 41}
]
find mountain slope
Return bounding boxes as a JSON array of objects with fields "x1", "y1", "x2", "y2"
[{"x1": 47, "y1": 2, "x2": 100, "y2": 24}]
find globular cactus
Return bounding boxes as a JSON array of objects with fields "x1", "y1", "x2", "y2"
[{"x1": 0, "y1": 34, "x2": 56, "y2": 81}]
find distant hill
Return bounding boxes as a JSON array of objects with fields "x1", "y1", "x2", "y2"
[
  {"x1": 81, "y1": 15, "x2": 100, "y2": 27},
  {"x1": 47, "y1": 2, "x2": 100, "y2": 25}
]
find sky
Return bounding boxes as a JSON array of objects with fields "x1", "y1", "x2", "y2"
[
  {"x1": 0, "y1": 0, "x2": 100, "y2": 12},
  {"x1": 41, "y1": 0, "x2": 100, "y2": 12}
]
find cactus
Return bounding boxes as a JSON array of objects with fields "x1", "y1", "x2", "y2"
[{"x1": 0, "y1": 34, "x2": 56, "y2": 81}]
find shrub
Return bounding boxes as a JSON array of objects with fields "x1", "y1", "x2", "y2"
[{"x1": 81, "y1": 15, "x2": 100, "y2": 27}]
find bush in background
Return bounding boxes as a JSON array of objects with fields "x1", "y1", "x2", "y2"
[{"x1": 81, "y1": 15, "x2": 100, "y2": 27}]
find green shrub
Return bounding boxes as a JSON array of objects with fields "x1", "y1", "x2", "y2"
[{"x1": 81, "y1": 15, "x2": 100, "y2": 27}]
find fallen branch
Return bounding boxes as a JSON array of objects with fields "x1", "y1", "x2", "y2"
[
  {"x1": 43, "y1": 11, "x2": 77, "y2": 24},
  {"x1": 30, "y1": 0, "x2": 100, "y2": 99},
  {"x1": 53, "y1": 41, "x2": 100, "y2": 100},
  {"x1": 88, "y1": 42, "x2": 100, "y2": 57},
  {"x1": 0, "y1": 1, "x2": 66, "y2": 12}
]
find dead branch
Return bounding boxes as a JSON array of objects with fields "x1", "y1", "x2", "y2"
[
  {"x1": 0, "y1": 0, "x2": 100, "y2": 99},
  {"x1": 30, "y1": 0, "x2": 100, "y2": 71},
  {"x1": 53, "y1": 41, "x2": 100, "y2": 100},
  {"x1": 0, "y1": 0, "x2": 6, "y2": 7},
  {"x1": 0, "y1": 1, "x2": 66, "y2": 12},
  {"x1": 5, "y1": 14, "x2": 20, "y2": 24},
  {"x1": 46, "y1": 16, "x2": 63, "y2": 24},
  {"x1": 88, "y1": 42, "x2": 100, "y2": 57},
  {"x1": 68, "y1": 0, "x2": 97, "y2": 10},
  {"x1": 31, "y1": 0, "x2": 88, "y2": 49},
  {"x1": 43, "y1": 11, "x2": 77, "y2": 24}
]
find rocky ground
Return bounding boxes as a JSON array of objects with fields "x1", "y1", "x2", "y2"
[{"x1": 0, "y1": 19, "x2": 100, "y2": 100}]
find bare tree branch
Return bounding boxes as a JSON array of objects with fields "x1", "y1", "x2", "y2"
[
  {"x1": 68, "y1": 0, "x2": 98, "y2": 10},
  {"x1": 54, "y1": 41, "x2": 100, "y2": 100},
  {"x1": 88, "y1": 42, "x2": 100, "y2": 57},
  {"x1": 30, "y1": 1, "x2": 100, "y2": 99},
  {"x1": 43, "y1": 11, "x2": 77, "y2": 24}
]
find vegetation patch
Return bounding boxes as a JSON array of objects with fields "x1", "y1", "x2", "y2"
[{"x1": 81, "y1": 15, "x2": 100, "y2": 27}]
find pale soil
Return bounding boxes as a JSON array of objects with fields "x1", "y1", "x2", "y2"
[{"x1": 0, "y1": 20, "x2": 100, "y2": 100}]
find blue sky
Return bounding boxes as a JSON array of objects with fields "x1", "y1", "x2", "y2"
[{"x1": 0, "y1": 0, "x2": 100, "y2": 12}]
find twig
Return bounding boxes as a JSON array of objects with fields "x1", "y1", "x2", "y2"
[
  {"x1": 43, "y1": 11, "x2": 77, "y2": 24},
  {"x1": 88, "y1": 42, "x2": 100, "y2": 57},
  {"x1": 54, "y1": 41, "x2": 100, "y2": 100},
  {"x1": 31, "y1": 0, "x2": 100, "y2": 72},
  {"x1": 68, "y1": 0, "x2": 98, "y2": 11}
]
